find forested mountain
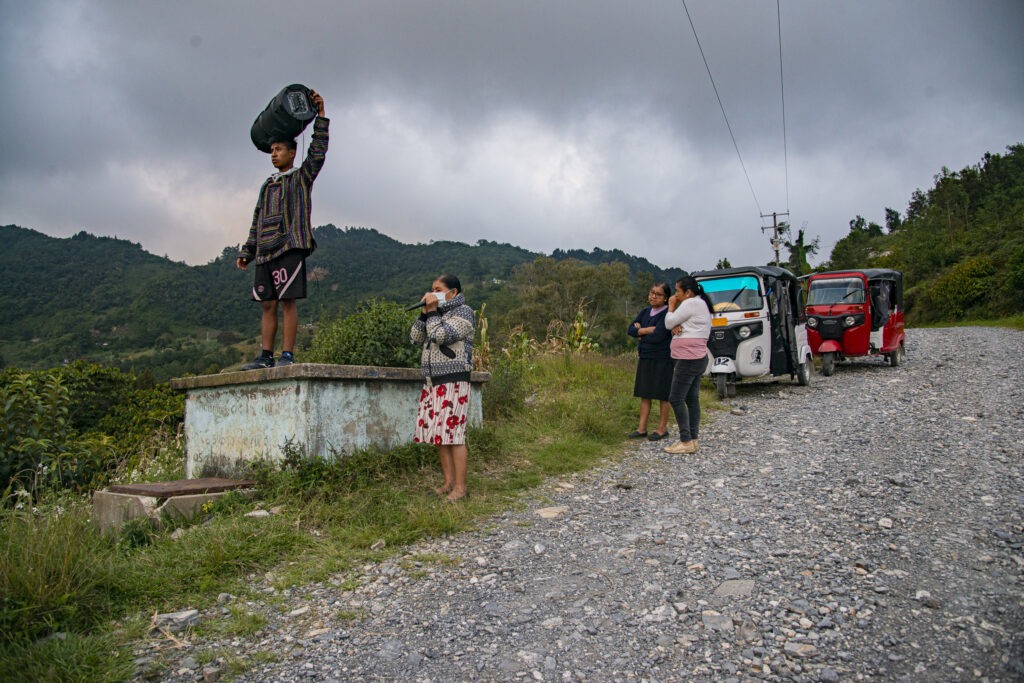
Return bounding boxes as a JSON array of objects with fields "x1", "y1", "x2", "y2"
[
  {"x1": 822, "y1": 143, "x2": 1024, "y2": 322},
  {"x1": 0, "y1": 224, "x2": 677, "y2": 376}
]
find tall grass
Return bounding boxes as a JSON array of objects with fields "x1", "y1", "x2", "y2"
[{"x1": 1, "y1": 500, "x2": 115, "y2": 643}]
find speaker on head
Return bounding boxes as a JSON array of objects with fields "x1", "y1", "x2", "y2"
[{"x1": 250, "y1": 84, "x2": 318, "y2": 153}]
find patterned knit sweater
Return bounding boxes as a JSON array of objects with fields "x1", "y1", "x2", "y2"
[
  {"x1": 410, "y1": 293, "x2": 475, "y2": 384},
  {"x1": 240, "y1": 116, "x2": 329, "y2": 265}
]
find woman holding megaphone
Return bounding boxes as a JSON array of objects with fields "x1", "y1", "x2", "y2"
[{"x1": 409, "y1": 275, "x2": 476, "y2": 502}]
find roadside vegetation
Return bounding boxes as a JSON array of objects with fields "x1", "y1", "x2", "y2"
[
  {"x1": 815, "y1": 144, "x2": 1024, "y2": 325},
  {"x1": 913, "y1": 313, "x2": 1024, "y2": 331},
  {"x1": 1, "y1": 298, "x2": 715, "y2": 681}
]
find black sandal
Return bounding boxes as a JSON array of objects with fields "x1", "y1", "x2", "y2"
[
  {"x1": 628, "y1": 430, "x2": 648, "y2": 438},
  {"x1": 647, "y1": 431, "x2": 669, "y2": 441}
]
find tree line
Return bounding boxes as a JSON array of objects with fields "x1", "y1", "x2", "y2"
[{"x1": 765, "y1": 144, "x2": 1022, "y2": 323}]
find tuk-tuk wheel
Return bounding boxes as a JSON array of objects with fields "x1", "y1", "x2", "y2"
[
  {"x1": 715, "y1": 374, "x2": 729, "y2": 400},
  {"x1": 797, "y1": 359, "x2": 812, "y2": 386},
  {"x1": 888, "y1": 344, "x2": 905, "y2": 367},
  {"x1": 821, "y1": 352, "x2": 836, "y2": 376}
]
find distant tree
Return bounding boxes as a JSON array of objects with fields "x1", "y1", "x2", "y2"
[
  {"x1": 905, "y1": 189, "x2": 929, "y2": 223},
  {"x1": 715, "y1": 257, "x2": 732, "y2": 269},
  {"x1": 826, "y1": 216, "x2": 887, "y2": 270},
  {"x1": 783, "y1": 230, "x2": 820, "y2": 276},
  {"x1": 495, "y1": 257, "x2": 634, "y2": 351},
  {"x1": 884, "y1": 207, "x2": 903, "y2": 233}
]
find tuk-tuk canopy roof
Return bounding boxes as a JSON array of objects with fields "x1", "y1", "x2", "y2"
[
  {"x1": 812, "y1": 268, "x2": 902, "y2": 284},
  {"x1": 692, "y1": 265, "x2": 798, "y2": 283}
]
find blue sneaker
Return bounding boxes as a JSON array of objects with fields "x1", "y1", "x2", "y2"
[
  {"x1": 277, "y1": 352, "x2": 295, "y2": 367},
  {"x1": 242, "y1": 354, "x2": 274, "y2": 370}
]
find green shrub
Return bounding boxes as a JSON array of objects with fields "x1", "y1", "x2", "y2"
[
  {"x1": 95, "y1": 382, "x2": 183, "y2": 481},
  {"x1": 308, "y1": 299, "x2": 421, "y2": 367},
  {"x1": 925, "y1": 255, "x2": 996, "y2": 319},
  {"x1": 0, "y1": 363, "x2": 184, "y2": 495},
  {"x1": 0, "y1": 370, "x2": 113, "y2": 496}
]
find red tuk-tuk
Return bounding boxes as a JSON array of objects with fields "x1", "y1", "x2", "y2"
[{"x1": 805, "y1": 269, "x2": 905, "y2": 376}]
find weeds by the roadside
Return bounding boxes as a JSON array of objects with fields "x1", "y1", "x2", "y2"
[
  {"x1": 199, "y1": 606, "x2": 267, "y2": 638},
  {"x1": 914, "y1": 313, "x2": 1024, "y2": 330},
  {"x1": 0, "y1": 630, "x2": 134, "y2": 683}
]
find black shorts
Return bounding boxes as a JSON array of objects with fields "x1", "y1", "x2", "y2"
[{"x1": 252, "y1": 250, "x2": 307, "y2": 301}]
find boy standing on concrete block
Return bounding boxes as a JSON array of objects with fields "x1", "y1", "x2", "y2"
[{"x1": 236, "y1": 90, "x2": 328, "y2": 369}]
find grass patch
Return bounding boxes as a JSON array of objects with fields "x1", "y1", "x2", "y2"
[
  {"x1": 913, "y1": 313, "x2": 1024, "y2": 330},
  {"x1": 201, "y1": 606, "x2": 268, "y2": 638},
  {"x1": 0, "y1": 631, "x2": 134, "y2": 683},
  {"x1": 0, "y1": 351, "x2": 717, "y2": 680}
]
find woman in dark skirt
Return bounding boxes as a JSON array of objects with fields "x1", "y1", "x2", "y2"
[{"x1": 627, "y1": 282, "x2": 674, "y2": 440}]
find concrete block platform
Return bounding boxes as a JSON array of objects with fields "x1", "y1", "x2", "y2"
[
  {"x1": 170, "y1": 363, "x2": 490, "y2": 478},
  {"x1": 93, "y1": 477, "x2": 255, "y2": 534}
]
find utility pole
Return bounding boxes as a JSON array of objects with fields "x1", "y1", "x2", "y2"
[{"x1": 760, "y1": 211, "x2": 789, "y2": 267}]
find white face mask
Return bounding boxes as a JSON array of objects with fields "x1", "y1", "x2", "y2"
[{"x1": 432, "y1": 289, "x2": 450, "y2": 304}]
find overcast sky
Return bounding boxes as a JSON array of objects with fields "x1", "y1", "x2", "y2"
[{"x1": 1, "y1": 0, "x2": 1021, "y2": 271}]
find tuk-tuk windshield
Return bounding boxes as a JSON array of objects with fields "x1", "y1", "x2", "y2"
[
  {"x1": 700, "y1": 276, "x2": 763, "y2": 313},
  {"x1": 807, "y1": 277, "x2": 866, "y2": 305}
]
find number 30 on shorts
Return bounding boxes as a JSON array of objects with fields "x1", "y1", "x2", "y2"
[{"x1": 272, "y1": 267, "x2": 288, "y2": 286}]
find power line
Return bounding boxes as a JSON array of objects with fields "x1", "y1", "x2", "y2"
[
  {"x1": 680, "y1": 0, "x2": 762, "y2": 215},
  {"x1": 777, "y1": 0, "x2": 790, "y2": 214}
]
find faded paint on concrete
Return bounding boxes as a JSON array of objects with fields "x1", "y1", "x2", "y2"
[
  {"x1": 92, "y1": 489, "x2": 256, "y2": 533},
  {"x1": 174, "y1": 365, "x2": 489, "y2": 478},
  {"x1": 92, "y1": 490, "x2": 159, "y2": 534}
]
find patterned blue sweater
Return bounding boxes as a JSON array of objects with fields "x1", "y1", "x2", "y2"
[{"x1": 410, "y1": 293, "x2": 475, "y2": 384}]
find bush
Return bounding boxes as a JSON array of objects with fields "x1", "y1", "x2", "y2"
[
  {"x1": 308, "y1": 299, "x2": 421, "y2": 367},
  {"x1": 0, "y1": 363, "x2": 184, "y2": 496},
  {"x1": 924, "y1": 255, "x2": 995, "y2": 319},
  {"x1": 0, "y1": 370, "x2": 113, "y2": 496}
]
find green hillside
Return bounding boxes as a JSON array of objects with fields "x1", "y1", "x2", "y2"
[
  {"x1": 0, "y1": 224, "x2": 679, "y2": 377},
  {"x1": 823, "y1": 143, "x2": 1024, "y2": 323}
]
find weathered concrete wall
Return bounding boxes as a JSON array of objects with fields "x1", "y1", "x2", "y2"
[{"x1": 170, "y1": 364, "x2": 489, "y2": 478}]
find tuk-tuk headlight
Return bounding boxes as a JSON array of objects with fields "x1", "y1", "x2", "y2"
[
  {"x1": 807, "y1": 317, "x2": 818, "y2": 328},
  {"x1": 738, "y1": 325, "x2": 751, "y2": 339},
  {"x1": 844, "y1": 316, "x2": 856, "y2": 327}
]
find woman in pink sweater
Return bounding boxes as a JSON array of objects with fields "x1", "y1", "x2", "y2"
[{"x1": 661, "y1": 276, "x2": 714, "y2": 454}]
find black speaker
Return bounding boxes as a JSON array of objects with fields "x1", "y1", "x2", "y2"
[{"x1": 250, "y1": 84, "x2": 317, "y2": 153}]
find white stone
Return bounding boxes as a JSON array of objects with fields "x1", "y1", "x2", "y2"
[{"x1": 535, "y1": 506, "x2": 568, "y2": 519}]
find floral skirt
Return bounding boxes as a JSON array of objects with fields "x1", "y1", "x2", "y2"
[{"x1": 414, "y1": 381, "x2": 471, "y2": 445}]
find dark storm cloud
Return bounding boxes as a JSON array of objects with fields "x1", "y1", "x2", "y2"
[{"x1": 1, "y1": 0, "x2": 1022, "y2": 269}]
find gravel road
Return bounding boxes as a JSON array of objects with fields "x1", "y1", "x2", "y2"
[{"x1": 155, "y1": 327, "x2": 1024, "y2": 682}]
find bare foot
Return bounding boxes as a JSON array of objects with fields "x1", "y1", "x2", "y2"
[
  {"x1": 434, "y1": 485, "x2": 453, "y2": 496},
  {"x1": 445, "y1": 489, "x2": 469, "y2": 502}
]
